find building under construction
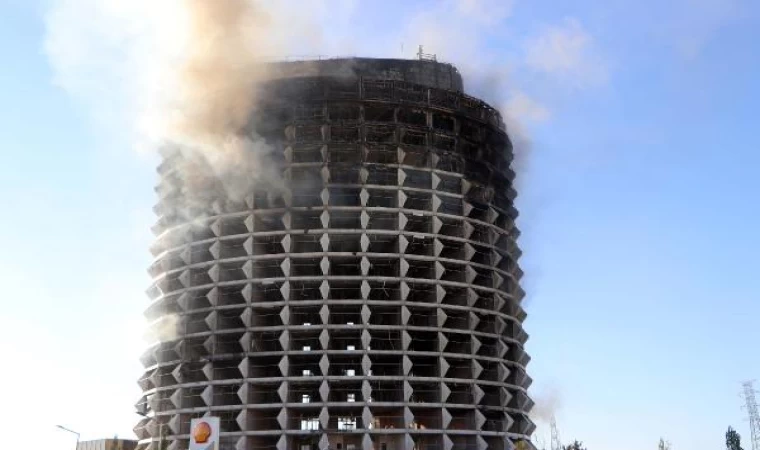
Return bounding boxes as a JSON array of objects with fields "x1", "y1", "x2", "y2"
[{"x1": 136, "y1": 57, "x2": 534, "y2": 450}]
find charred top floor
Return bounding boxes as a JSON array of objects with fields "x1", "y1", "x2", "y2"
[
  {"x1": 239, "y1": 57, "x2": 510, "y2": 169},
  {"x1": 266, "y1": 57, "x2": 465, "y2": 92}
]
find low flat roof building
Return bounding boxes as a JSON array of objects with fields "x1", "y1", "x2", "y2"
[{"x1": 77, "y1": 438, "x2": 138, "y2": 450}]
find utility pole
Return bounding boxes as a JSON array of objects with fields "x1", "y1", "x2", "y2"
[{"x1": 56, "y1": 424, "x2": 80, "y2": 450}]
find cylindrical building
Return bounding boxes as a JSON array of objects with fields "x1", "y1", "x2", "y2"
[{"x1": 136, "y1": 58, "x2": 534, "y2": 450}]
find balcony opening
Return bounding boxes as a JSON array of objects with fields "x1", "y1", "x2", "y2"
[
  {"x1": 364, "y1": 105, "x2": 395, "y2": 122},
  {"x1": 338, "y1": 417, "x2": 357, "y2": 431},
  {"x1": 301, "y1": 418, "x2": 319, "y2": 431},
  {"x1": 398, "y1": 108, "x2": 427, "y2": 127},
  {"x1": 328, "y1": 144, "x2": 362, "y2": 164},
  {"x1": 329, "y1": 104, "x2": 360, "y2": 122}
]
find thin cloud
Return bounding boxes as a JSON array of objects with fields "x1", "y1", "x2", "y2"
[
  {"x1": 507, "y1": 91, "x2": 552, "y2": 123},
  {"x1": 523, "y1": 17, "x2": 609, "y2": 88},
  {"x1": 455, "y1": 0, "x2": 515, "y2": 25},
  {"x1": 44, "y1": 0, "x2": 188, "y2": 149},
  {"x1": 667, "y1": 0, "x2": 743, "y2": 59}
]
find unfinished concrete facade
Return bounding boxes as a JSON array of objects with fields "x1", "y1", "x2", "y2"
[{"x1": 136, "y1": 58, "x2": 534, "y2": 450}]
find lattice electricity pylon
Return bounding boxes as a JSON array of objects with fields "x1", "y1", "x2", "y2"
[
  {"x1": 550, "y1": 416, "x2": 561, "y2": 450},
  {"x1": 742, "y1": 381, "x2": 760, "y2": 450}
]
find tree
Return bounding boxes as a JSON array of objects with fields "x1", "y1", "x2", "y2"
[
  {"x1": 658, "y1": 438, "x2": 671, "y2": 450},
  {"x1": 726, "y1": 426, "x2": 743, "y2": 450},
  {"x1": 561, "y1": 441, "x2": 587, "y2": 450}
]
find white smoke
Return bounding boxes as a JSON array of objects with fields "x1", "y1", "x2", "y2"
[
  {"x1": 45, "y1": 0, "x2": 341, "y2": 212},
  {"x1": 145, "y1": 314, "x2": 180, "y2": 343},
  {"x1": 530, "y1": 384, "x2": 564, "y2": 424},
  {"x1": 159, "y1": 0, "x2": 286, "y2": 204}
]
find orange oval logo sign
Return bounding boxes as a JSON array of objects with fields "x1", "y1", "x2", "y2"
[{"x1": 193, "y1": 421, "x2": 212, "y2": 444}]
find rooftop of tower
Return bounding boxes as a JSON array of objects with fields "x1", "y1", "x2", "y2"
[{"x1": 266, "y1": 56, "x2": 465, "y2": 92}]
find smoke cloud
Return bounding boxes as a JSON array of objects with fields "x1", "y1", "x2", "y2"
[
  {"x1": 46, "y1": 0, "x2": 339, "y2": 219},
  {"x1": 160, "y1": 0, "x2": 290, "y2": 209},
  {"x1": 145, "y1": 314, "x2": 180, "y2": 343},
  {"x1": 530, "y1": 384, "x2": 563, "y2": 423},
  {"x1": 173, "y1": 0, "x2": 269, "y2": 143}
]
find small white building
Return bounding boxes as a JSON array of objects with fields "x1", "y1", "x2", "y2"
[{"x1": 77, "y1": 439, "x2": 138, "y2": 450}]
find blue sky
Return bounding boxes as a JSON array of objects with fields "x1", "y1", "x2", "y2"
[{"x1": 1, "y1": 0, "x2": 759, "y2": 449}]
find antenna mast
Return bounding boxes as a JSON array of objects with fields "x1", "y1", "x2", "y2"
[
  {"x1": 550, "y1": 415, "x2": 562, "y2": 450},
  {"x1": 743, "y1": 381, "x2": 760, "y2": 450}
]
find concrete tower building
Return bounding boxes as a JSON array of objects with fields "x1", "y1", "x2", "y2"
[{"x1": 136, "y1": 58, "x2": 534, "y2": 450}]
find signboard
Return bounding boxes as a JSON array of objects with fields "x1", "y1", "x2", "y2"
[{"x1": 189, "y1": 417, "x2": 220, "y2": 450}]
